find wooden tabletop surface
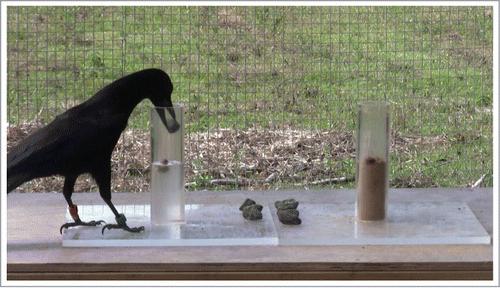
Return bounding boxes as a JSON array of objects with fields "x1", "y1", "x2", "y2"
[{"x1": 6, "y1": 187, "x2": 494, "y2": 281}]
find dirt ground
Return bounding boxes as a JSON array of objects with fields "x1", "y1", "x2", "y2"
[{"x1": 7, "y1": 121, "x2": 444, "y2": 193}]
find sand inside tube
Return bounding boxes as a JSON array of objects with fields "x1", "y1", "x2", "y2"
[{"x1": 356, "y1": 156, "x2": 388, "y2": 221}]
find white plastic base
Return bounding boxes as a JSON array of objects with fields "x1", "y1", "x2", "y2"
[
  {"x1": 61, "y1": 202, "x2": 490, "y2": 247},
  {"x1": 272, "y1": 202, "x2": 491, "y2": 245},
  {"x1": 62, "y1": 204, "x2": 278, "y2": 247}
]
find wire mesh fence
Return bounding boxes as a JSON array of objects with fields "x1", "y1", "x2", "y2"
[{"x1": 6, "y1": 6, "x2": 494, "y2": 192}]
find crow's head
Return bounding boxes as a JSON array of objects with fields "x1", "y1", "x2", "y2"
[
  {"x1": 145, "y1": 69, "x2": 180, "y2": 134},
  {"x1": 154, "y1": 106, "x2": 180, "y2": 134}
]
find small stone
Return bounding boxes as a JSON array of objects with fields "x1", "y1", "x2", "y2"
[
  {"x1": 274, "y1": 199, "x2": 299, "y2": 211},
  {"x1": 277, "y1": 209, "x2": 299, "y2": 222},
  {"x1": 275, "y1": 199, "x2": 301, "y2": 225},
  {"x1": 239, "y1": 198, "x2": 257, "y2": 211},
  {"x1": 242, "y1": 204, "x2": 263, "y2": 220},
  {"x1": 279, "y1": 217, "x2": 302, "y2": 225},
  {"x1": 242, "y1": 204, "x2": 263, "y2": 213},
  {"x1": 243, "y1": 211, "x2": 262, "y2": 221}
]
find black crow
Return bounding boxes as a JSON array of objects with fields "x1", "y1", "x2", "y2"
[{"x1": 7, "y1": 68, "x2": 180, "y2": 234}]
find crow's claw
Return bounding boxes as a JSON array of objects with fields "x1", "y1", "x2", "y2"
[
  {"x1": 101, "y1": 214, "x2": 145, "y2": 234},
  {"x1": 60, "y1": 219, "x2": 105, "y2": 234},
  {"x1": 101, "y1": 224, "x2": 145, "y2": 234}
]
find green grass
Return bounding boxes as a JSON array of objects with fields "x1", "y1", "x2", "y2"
[{"x1": 6, "y1": 6, "x2": 494, "y2": 189}]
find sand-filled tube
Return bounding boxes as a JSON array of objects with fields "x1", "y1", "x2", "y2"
[
  {"x1": 150, "y1": 104, "x2": 185, "y2": 226},
  {"x1": 355, "y1": 101, "x2": 390, "y2": 221}
]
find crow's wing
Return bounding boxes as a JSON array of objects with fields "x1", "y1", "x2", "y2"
[{"x1": 7, "y1": 107, "x2": 128, "y2": 192}]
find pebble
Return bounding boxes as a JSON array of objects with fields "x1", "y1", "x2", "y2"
[
  {"x1": 275, "y1": 198, "x2": 301, "y2": 225},
  {"x1": 277, "y1": 208, "x2": 299, "y2": 221},
  {"x1": 239, "y1": 198, "x2": 257, "y2": 211},
  {"x1": 274, "y1": 199, "x2": 299, "y2": 210},
  {"x1": 279, "y1": 217, "x2": 302, "y2": 225},
  {"x1": 242, "y1": 204, "x2": 263, "y2": 220}
]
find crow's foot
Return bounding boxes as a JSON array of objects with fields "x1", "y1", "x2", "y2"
[
  {"x1": 60, "y1": 218, "x2": 105, "y2": 234},
  {"x1": 101, "y1": 214, "x2": 145, "y2": 234}
]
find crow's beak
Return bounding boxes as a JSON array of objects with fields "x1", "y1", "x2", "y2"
[{"x1": 155, "y1": 107, "x2": 180, "y2": 133}]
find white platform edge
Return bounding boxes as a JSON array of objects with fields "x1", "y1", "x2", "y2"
[
  {"x1": 278, "y1": 236, "x2": 491, "y2": 246},
  {"x1": 62, "y1": 237, "x2": 279, "y2": 247}
]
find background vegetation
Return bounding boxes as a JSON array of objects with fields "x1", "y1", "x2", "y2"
[{"x1": 6, "y1": 6, "x2": 494, "y2": 191}]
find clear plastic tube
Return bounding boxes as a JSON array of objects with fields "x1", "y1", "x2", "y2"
[
  {"x1": 150, "y1": 104, "x2": 185, "y2": 226},
  {"x1": 355, "y1": 101, "x2": 390, "y2": 221}
]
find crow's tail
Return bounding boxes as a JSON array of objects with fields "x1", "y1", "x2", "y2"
[
  {"x1": 7, "y1": 173, "x2": 31, "y2": 193},
  {"x1": 7, "y1": 142, "x2": 34, "y2": 193}
]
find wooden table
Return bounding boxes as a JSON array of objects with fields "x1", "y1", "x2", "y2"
[{"x1": 7, "y1": 188, "x2": 494, "y2": 281}]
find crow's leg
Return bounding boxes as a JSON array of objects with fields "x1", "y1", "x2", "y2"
[
  {"x1": 92, "y1": 164, "x2": 144, "y2": 234},
  {"x1": 101, "y1": 199, "x2": 145, "y2": 234},
  {"x1": 60, "y1": 176, "x2": 105, "y2": 234}
]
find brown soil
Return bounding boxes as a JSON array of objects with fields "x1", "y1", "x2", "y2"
[{"x1": 356, "y1": 156, "x2": 388, "y2": 221}]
